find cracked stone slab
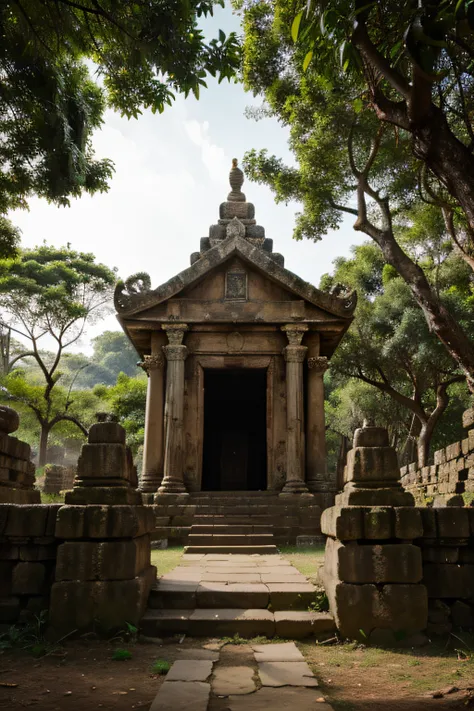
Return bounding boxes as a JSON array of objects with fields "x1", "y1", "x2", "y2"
[
  {"x1": 166, "y1": 659, "x2": 213, "y2": 682},
  {"x1": 150, "y1": 681, "x2": 210, "y2": 711},
  {"x1": 258, "y1": 661, "x2": 319, "y2": 687},
  {"x1": 177, "y1": 648, "x2": 220, "y2": 661},
  {"x1": 252, "y1": 642, "x2": 304, "y2": 662},
  {"x1": 212, "y1": 666, "x2": 256, "y2": 695},
  {"x1": 217, "y1": 687, "x2": 332, "y2": 710}
]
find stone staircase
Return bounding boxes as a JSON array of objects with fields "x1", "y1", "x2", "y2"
[
  {"x1": 185, "y1": 518, "x2": 278, "y2": 554},
  {"x1": 141, "y1": 552, "x2": 336, "y2": 640},
  {"x1": 152, "y1": 490, "x2": 329, "y2": 546}
]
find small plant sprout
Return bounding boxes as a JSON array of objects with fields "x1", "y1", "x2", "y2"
[
  {"x1": 152, "y1": 659, "x2": 171, "y2": 675},
  {"x1": 112, "y1": 648, "x2": 132, "y2": 661}
]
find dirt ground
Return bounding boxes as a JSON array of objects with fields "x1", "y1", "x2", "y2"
[{"x1": 1, "y1": 635, "x2": 474, "y2": 710}]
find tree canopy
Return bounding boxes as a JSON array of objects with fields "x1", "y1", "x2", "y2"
[
  {"x1": 238, "y1": 0, "x2": 474, "y2": 393},
  {"x1": 0, "y1": 1, "x2": 240, "y2": 254},
  {"x1": 0, "y1": 244, "x2": 116, "y2": 464}
]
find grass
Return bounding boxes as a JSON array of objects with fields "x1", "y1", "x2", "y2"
[
  {"x1": 151, "y1": 546, "x2": 184, "y2": 575},
  {"x1": 278, "y1": 545, "x2": 325, "y2": 582},
  {"x1": 151, "y1": 659, "x2": 171, "y2": 675}
]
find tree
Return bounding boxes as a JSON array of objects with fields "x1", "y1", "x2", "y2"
[
  {"x1": 91, "y1": 331, "x2": 139, "y2": 382},
  {"x1": 322, "y1": 239, "x2": 471, "y2": 466},
  {"x1": 0, "y1": 244, "x2": 116, "y2": 464},
  {"x1": 0, "y1": 1, "x2": 240, "y2": 253},
  {"x1": 237, "y1": 0, "x2": 474, "y2": 392}
]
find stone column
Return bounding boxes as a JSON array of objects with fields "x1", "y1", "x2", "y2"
[
  {"x1": 139, "y1": 351, "x2": 165, "y2": 495},
  {"x1": 306, "y1": 355, "x2": 330, "y2": 492},
  {"x1": 280, "y1": 324, "x2": 310, "y2": 495},
  {"x1": 156, "y1": 324, "x2": 189, "y2": 497}
]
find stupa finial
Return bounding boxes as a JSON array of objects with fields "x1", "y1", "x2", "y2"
[{"x1": 228, "y1": 158, "x2": 245, "y2": 202}]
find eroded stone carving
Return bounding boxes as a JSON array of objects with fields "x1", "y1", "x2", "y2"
[
  {"x1": 308, "y1": 356, "x2": 328, "y2": 373},
  {"x1": 114, "y1": 272, "x2": 152, "y2": 313},
  {"x1": 138, "y1": 354, "x2": 165, "y2": 376},
  {"x1": 281, "y1": 323, "x2": 308, "y2": 346}
]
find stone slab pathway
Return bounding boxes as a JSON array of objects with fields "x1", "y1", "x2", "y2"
[{"x1": 150, "y1": 641, "x2": 334, "y2": 710}]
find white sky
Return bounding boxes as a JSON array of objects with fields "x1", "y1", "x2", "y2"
[{"x1": 9, "y1": 6, "x2": 363, "y2": 354}]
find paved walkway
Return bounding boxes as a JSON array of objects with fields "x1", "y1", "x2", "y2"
[{"x1": 150, "y1": 641, "x2": 334, "y2": 710}]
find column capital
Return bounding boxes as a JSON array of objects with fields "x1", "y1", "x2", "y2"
[
  {"x1": 163, "y1": 344, "x2": 188, "y2": 361},
  {"x1": 138, "y1": 354, "x2": 165, "y2": 376},
  {"x1": 307, "y1": 356, "x2": 328, "y2": 374},
  {"x1": 281, "y1": 323, "x2": 308, "y2": 346},
  {"x1": 283, "y1": 345, "x2": 307, "y2": 363},
  {"x1": 162, "y1": 323, "x2": 189, "y2": 346}
]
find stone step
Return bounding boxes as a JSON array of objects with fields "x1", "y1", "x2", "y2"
[
  {"x1": 184, "y1": 544, "x2": 279, "y2": 555},
  {"x1": 193, "y1": 515, "x2": 279, "y2": 525},
  {"x1": 140, "y1": 608, "x2": 336, "y2": 639},
  {"x1": 187, "y1": 534, "x2": 275, "y2": 546},
  {"x1": 190, "y1": 525, "x2": 269, "y2": 534},
  {"x1": 148, "y1": 581, "x2": 318, "y2": 611}
]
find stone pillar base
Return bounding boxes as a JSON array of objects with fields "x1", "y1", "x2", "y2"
[
  {"x1": 280, "y1": 479, "x2": 311, "y2": 495},
  {"x1": 139, "y1": 476, "x2": 163, "y2": 494},
  {"x1": 157, "y1": 476, "x2": 188, "y2": 495},
  {"x1": 154, "y1": 491, "x2": 189, "y2": 504},
  {"x1": 140, "y1": 492, "x2": 156, "y2": 505}
]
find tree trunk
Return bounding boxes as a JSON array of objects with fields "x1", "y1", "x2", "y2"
[
  {"x1": 38, "y1": 424, "x2": 50, "y2": 467},
  {"x1": 371, "y1": 228, "x2": 474, "y2": 393},
  {"x1": 416, "y1": 387, "x2": 450, "y2": 468},
  {"x1": 400, "y1": 414, "x2": 421, "y2": 466}
]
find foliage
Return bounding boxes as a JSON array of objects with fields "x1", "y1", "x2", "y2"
[
  {"x1": 94, "y1": 373, "x2": 147, "y2": 461},
  {"x1": 151, "y1": 659, "x2": 171, "y2": 675},
  {"x1": 0, "y1": 244, "x2": 116, "y2": 464},
  {"x1": 111, "y1": 648, "x2": 132, "y2": 661},
  {"x1": 238, "y1": 0, "x2": 474, "y2": 392},
  {"x1": 0, "y1": 610, "x2": 57, "y2": 658},
  {"x1": 0, "y1": 1, "x2": 240, "y2": 251}
]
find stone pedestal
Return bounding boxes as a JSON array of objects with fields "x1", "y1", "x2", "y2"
[
  {"x1": 320, "y1": 426, "x2": 427, "y2": 645},
  {"x1": 280, "y1": 325, "x2": 310, "y2": 495},
  {"x1": 43, "y1": 464, "x2": 67, "y2": 494},
  {"x1": 50, "y1": 505, "x2": 156, "y2": 633},
  {"x1": 139, "y1": 351, "x2": 165, "y2": 496},
  {"x1": 156, "y1": 324, "x2": 189, "y2": 499},
  {"x1": 306, "y1": 356, "x2": 330, "y2": 493},
  {"x1": 65, "y1": 421, "x2": 142, "y2": 505},
  {"x1": 0, "y1": 406, "x2": 40, "y2": 504}
]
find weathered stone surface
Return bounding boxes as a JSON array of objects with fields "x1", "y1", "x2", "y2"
[
  {"x1": 274, "y1": 611, "x2": 336, "y2": 639},
  {"x1": 55, "y1": 505, "x2": 155, "y2": 539},
  {"x1": 436, "y1": 508, "x2": 470, "y2": 538},
  {"x1": 65, "y1": 486, "x2": 142, "y2": 505},
  {"x1": 213, "y1": 666, "x2": 256, "y2": 695},
  {"x1": 12, "y1": 562, "x2": 46, "y2": 595},
  {"x1": 55, "y1": 536, "x2": 150, "y2": 581},
  {"x1": 423, "y1": 563, "x2": 474, "y2": 598},
  {"x1": 267, "y1": 583, "x2": 316, "y2": 610},
  {"x1": 88, "y1": 422, "x2": 126, "y2": 444},
  {"x1": 463, "y1": 408, "x2": 474, "y2": 430},
  {"x1": 149, "y1": 681, "x2": 210, "y2": 711},
  {"x1": 220, "y1": 687, "x2": 332, "y2": 711},
  {"x1": 6, "y1": 505, "x2": 49, "y2": 537},
  {"x1": 0, "y1": 406, "x2": 19, "y2": 434},
  {"x1": 336, "y1": 486, "x2": 414, "y2": 507},
  {"x1": 324, "y1": 538, "x2": 422, "y2": 584},
  {"x1": 353, "y1": 427, "x2": 389, "y2": 448},
  {"x1": 363, "y1": 507, "x2": 392, "y2": 539},
  {"x1": 345, "y1": 447, "x2": 399, "y2": 483},
  {"x1": 394, "y1": 507, "x2": 423, "y2": 539},
  {"x1": 252, "y1": 642, "x2": 304, "y2": 662},
  {"x1": 258, "y1": 661, "x2": 318, "y2": 687},
  {"x1": 196, "y1": 582, "x2": 269, "y2": 608},
  {"x1": 321, "y1": 507, "x2": 363, "y2": 540},
  {"x1": 188, "y1": 608, "x2": 274, "y2": 637},
  {"x1": 166, "y1": 660, "x2": 213, "y2": 682}
]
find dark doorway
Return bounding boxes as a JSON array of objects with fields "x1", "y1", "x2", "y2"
[{"x1": 202, "y1": 369, "x2": 267, "y2": 491}]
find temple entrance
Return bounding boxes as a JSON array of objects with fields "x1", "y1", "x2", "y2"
[{"x1": 202, "y1": 369, "x2": 267, "y2": 491}]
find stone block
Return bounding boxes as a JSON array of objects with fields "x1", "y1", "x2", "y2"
[
  {"x1": 419, "y1": 508, "x2": 437, "y2": 538},
  {"x1": 65, "y1": 486, "x2": 142, "y2": 505},
  {"x1": 345, "y1": 447, "x2": 399, "y2": 483},
  {"x1": 49, "y1": 565, "x2": 156, "y2": 632},
  {"x1": 258, "y1": 661, "x2": 318, "y2": 687},
  {"x1": 149, "y1": 681, "x2": 210, "y2": 711},
  {"x1": 55, "y1": 504, "x2": 154, "y2": 539},
  {"x1": 12, "y1": 562, "x2": 46, "y2": 594},
  {"x1": 463, "y1": 408, "x2": 474, "y2": 430},
  {"x1": 321, "y1": 568, "x2": 427, "y2": 641},
  {"x1": 353, "y1": 427, "x2": 389, "y2": 448},
  {"x1": 274, "y1": 611, "x2": 336, "y2": 639},
  {"x1": 324, "y1": 538, "x2": 422, "y2": 584},
  {"x1": 166, "y1": 660, "x2": 213, "y2": 682},
  {"x1": 422, "y1": 546, "x2": 459, "y2": 564},
  {"x1": 320, "y1": 506, "x2": 363, "y2": 540},
  {"x1": 363, "y1": 507, "x2": 392, "y2": 539},
  {"x1": 423, "y1": 563, "x2": 474, "y2": 598},
  {"x1": 5, "y1": 505, "x2": 49, "y2": 537},
  {"x1": 19, "y1": 544, "x2": 57, "y2": 562},
  {"x1": 434, "y1": 448, "x2": 446, "y2": 465},
  {"x1": 451, "y1": 600, "x2": 474, "y2": 628},
  {"x1": 56, "y1": 536, "x2": 150, "y2": 581},
  {"x1": 76, "y1": 443, "x2": 129, "y2": 480},
  {"x1": 446, "y1": 441, "x2": 462, "y2": 461},
  {"x1": 88, "y1": 422, "x2": 126, "y2": 444},
  {"x1": 436, "y1": 508, "x2": 470, "y2": 538},
  {"x1": 336, "y1": 485, "x2": 414, "y2": 507},
  {"x1": 394, "y1": 508, "x2": 423, "y2": 539}
]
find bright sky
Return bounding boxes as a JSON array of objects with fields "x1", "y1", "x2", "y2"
[{"x1": 10, "y1": 6, "x2": 363, "y2": 353}]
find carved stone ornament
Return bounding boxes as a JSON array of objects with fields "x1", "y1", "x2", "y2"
[
  {"x1": 138, "y1": 354, "x2": 164, "y2": 375},
  {"x1": 163, "y1": 344, "x2": 188, "y2": 361},
  {"x1": 307, "y1": 356, "x2": 329, "y2": 373},
  {"x1": 283, "y1": 345, "x2": 308, "y2": 363},
  {"x1": 114, "y1": 272, "x2": 152, "y2": 313},
  {"x1": 226, "y1": 216, "x2": 246, "y2": 239},
  {"x1": 162, "y1": 323, "x2": 189, "y2": 346},
  {"x1": 228, "y1": 158, "x2": 246, "y2": 202},
  {"x1": 281, "y1": 323, "x2": 309, "y2": 346}
]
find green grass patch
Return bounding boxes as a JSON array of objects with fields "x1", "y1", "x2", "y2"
[
  {"x1": 279, "y1": 545, "x2": 325, "y2": 582},
  {"x1": 151, "y1": 659, "x2": 171, "y2": 675},
  {"x1": 151, "y1": 546, "x2": 184, "y2": 575},
  {"x1": 111, "y1": 648, "x2": 132, "y2": 661},
  {"x1": 40, "y1": 492, "x2": 65, "y2": 504}
]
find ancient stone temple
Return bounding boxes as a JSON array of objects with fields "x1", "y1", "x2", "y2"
[{"x1": 115, "y1": 161, "x2": 356, "y2": 540}]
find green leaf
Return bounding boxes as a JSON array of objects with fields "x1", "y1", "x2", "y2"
[
  {"x1": 353, "y1": 97, "x2": 363, "y2": 113},
  {"x1": 303, "y1": 50, "x2": 313, "y2": 72},
  {"x1": 291, "y1": 10, "x2": 304, "y2": 43}
]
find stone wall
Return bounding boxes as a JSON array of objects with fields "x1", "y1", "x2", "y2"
[
  {"x1": 400, "y1": 410, "x2": 474, "y2": 507},
  {"x1": 0, "y1": 504, "x2": 61, "y2": 624}
]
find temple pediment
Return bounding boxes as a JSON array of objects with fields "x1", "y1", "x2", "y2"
[{"x1": 114, "y1": 233, "x2": 356, "y2": 322}]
